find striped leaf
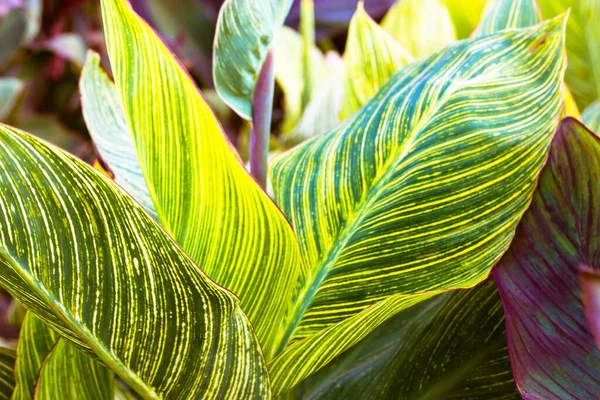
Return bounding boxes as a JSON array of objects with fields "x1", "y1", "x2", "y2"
[
  {"x1": 0, "y1": 123, "x2": 269, "y2": 398},
  {"x1": 213, "y1": 0, "x2": 293, "y2": 119},
  {"x1": 493, "y1": 118, "x2": 600, "y2": 399},
  {"x1": 34, "y1": 339, "x2": 113, "y2": 399},
  {"x1": 269, "y1": 17, "x2": 566, "y2": 393},
  {"x1": 474, "y1": 0, "x2": 542, "y2": 36},
  {"x1": 341, "y1": 2, "x2": 414, "y2": 120},
  {"x1": 581, "y1": 267, "x2": 600, "y2": 349},
  {"x1": 538, "y1": 0, "x2": 600, "y2": 108},
  {"x1": 284, "y1": 280, "x2": 518, "y2": 399},
  {"x1": 381, "y1": 0, "x2": 456, "y2": 59},
  {"x1": 101, "y1": 0, "x2": 303, "y2": 358},
  {"x1": 0, "y1": 348, "x2": 14, "y2": 399},
  {"x1": 79, "y1": 51, "x2": 156, "y2": 219},
  {"x1": 583, "y1": 99, "x2": 600, "y2": 133}
]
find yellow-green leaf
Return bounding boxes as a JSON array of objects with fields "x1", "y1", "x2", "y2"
[
  {"x1": 213, "y1": 0, "x2": 293, "y2": 119},
  {"x1": 269, "y1": 17, "x2": 566, "y2": 393},
  {"x1": 442, "y1": 0, "x2": 488, "y2": 38},
  {"x1": 0, "y1": 348, "x2": 14, "y2": 400},
  {"x1": 474, "y1": 0, "x2": 542, "y2": 36},
  {"x1": 381, "y1": 0, "x2": 456, "y2": 59},
  {"x1": 341, "y1": 2, "x2": 414, "y2": 119},
  {"x1": 101, "y1": 0, "x2": 303, "y2": 359},
  {"x1": 0, "y1": 123, "x2": 269, "y2": 398}
]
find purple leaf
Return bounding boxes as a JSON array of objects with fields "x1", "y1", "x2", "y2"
[
  {"x1": 581, "y1": 266, "x2": 600, "y2": 349},
  {"x1": 493, "y1": 117, "x2": 600, "y2": 399}
]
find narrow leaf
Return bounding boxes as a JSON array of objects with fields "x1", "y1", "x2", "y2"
[
  {"x1": 101, "y1": 0, "x2": 303, "y2": 358},
  {"x1": 213, "y1": 0, "x2": 292, "y2": 119},
  {"x1": 79, "y1": 51, "x2": 156, "y2": 219},
  {"x1": 269, "y1": 17, "x2": 567, "y2": 393},
  {"x1": 381, "y1": 0, "x2": 456, "y2": 59},
  {"x1": 493, "y1": 118, "x2": 600, "y2": 399},
  {"x1": 0, "y1": 123, "x2": 270, "y2": 398},
  {"x1": 341, "y1": 1, "x2": 414, "y2": 119},
  {"x1": 0, "y1": 348, "x2": 15, "y2": 399},
  {"x1": 474, "y1": 0, "x2": 542, "y2": 36}
]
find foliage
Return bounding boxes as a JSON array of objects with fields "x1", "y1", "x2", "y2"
[{"x1": 0, "y1": 0, "x2": 598, "y2": 399}]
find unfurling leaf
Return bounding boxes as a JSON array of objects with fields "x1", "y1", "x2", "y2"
[{"x1": 493, "y1": 118, "x2": 600, "y2": 399}]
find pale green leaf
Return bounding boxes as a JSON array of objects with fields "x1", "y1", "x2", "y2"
[
  {"x1": 214, "y1": 0, "x2": 293, "y2": 119},
  {"x1": 101, "y1": 0, "x2": 303, "y2": 360},
  {"x1": 381, "y1": 0, "x2": 456, "y2": 59},
  {"x1": 0, "y1": 123, "x2": 270, "y2": 398},
  {"x1": 341, "y1": 2, "x2": 414, "y2": 120},
  {"x1": 79, "y1": 51, "x2": 157, "y2": 219},
  {"x1": 269, "y1": 17, "x2": 566, "y2": 393},
  {"x1": 583, "y1": 99, "x2": 600, "y2": 133}
]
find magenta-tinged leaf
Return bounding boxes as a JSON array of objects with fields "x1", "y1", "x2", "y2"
[
  {"x1": 581, "y1": 266, "x2": 600, "y2": 349},
  {"x1": 493, "y1": 117, "x2": 600, "y2": 400}
]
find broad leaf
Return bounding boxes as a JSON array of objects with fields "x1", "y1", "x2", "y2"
[
  {"x1": 284, "y1": 280, "x2": 518, "y2": 399},
  {"x1": 80, "y1": 51, "x2": 157, "y2": 219},
  {"x1": 101, "y1": 0, "x2": 303, "y2": 358},
  {"x1": 583, "y1": 99, "x2": 600, "y2": 133},
  {"x1": 474, "y1": 0, "x2": 542, "y2": 36},
  {"x1": 269, "y1": 17, "x2": 566, "y2": 393},
  {"x1": 538, "y1": 0, "x2": 600, "y2": 108},
  {"x1": 381, "y1": 0, "x2": 456, "y2": 59},
  {"x1": 213, "y1": 0, "x2": 292, "y2": 119},
  {"x1": 493, "y1": 118, "x2": 600, "y2": 399},
  {"x1": 341, "y1": 2, "x2": 413, "y2": 119},
  {"x1": 0, "y1": 123, "x2": 269, "y2": 398},
  {"x1": 0, "y1": 348, "x2": 14, "y2": 399},
  {"x1": 581, "y1": 267, "x2": 600, "y2": 349}
]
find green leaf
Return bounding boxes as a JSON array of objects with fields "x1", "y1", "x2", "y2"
[
  {"x1": 269, "y1": 17, "x2": 566, "y2": 393},
  {"x1": 0, "y1": 347, "x2": 15, "y2": 399},
  {"x1": 13, "y1": 313, "x2": 57, "y2": 399},
  {"x1": 583, "y1": 99, "x2": 600, "y2": 133},
  {"x1": 381, "y1": 0, "x2": 456, "y2": 59},
  {"x1": 0, "y1": 78, "x2": 23, "y2": 120},
  {"x1": 285, "y1": 280, "x2": 518, "y2": 399},
  {"x1": 474, "y1": 0, "x2": 542, "y2": 36},
  {"x1": 34, "y1": 339, "x2": 114, "y2": 400},
  {"x1": 79, "y1": 51, "x2": 157, "y2": 219},
  {"x1": 538, "y1": 0, "x2": 600, "y2": 108},
  {"x1": 101, "y1": 0, "x2": 303, "y2": 359},
  {"x1": 442, "y1": 0, "x2": 487, "y2": 38},
  {"x1": 0, "y1": 123, "x2": 270, "y2": 398},
  {"x1": 213, "y1": 0, "x2": 293, "y2": 119},
  {"x1": 341, "y1": 2, "x2": 414, "y2": 119}
]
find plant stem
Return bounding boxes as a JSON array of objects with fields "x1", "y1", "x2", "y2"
[{"x1": 250, "y1": 50, "x2": 275, "y2": 188}]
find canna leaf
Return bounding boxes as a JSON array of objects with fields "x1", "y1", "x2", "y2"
[
  {"x1": 101, "y1": 0, "x2": 303, "y2": 358},
  {"x1": 473, "y1": 0, "x2": 542, "y2": 36},
  {"x1": 583, "y1": 99, "x2": 600, "y2": 133},
  {"x1": 0, "y1": 123, "x2": 270, "y2": 398},
  {"x1": 269, "y1": 17, "x2": 566, "y2": 393},
  {"x1": 213, "y1": 0, "x2": 292, "y2": 119},
  {"x1": 581, "y1": 267, "x2": 600, "y2": 349},
  {"x1": 0, "y1": 348, "x2": 14, "y2": 399},
  {"x1": 493, "y1": 118, "x2": 600, "y2": 399},
  {"x1": 381, "y1": 0, "x2": 456, "y2": 59},
  {"x1": 442, "y1": 0, "x2": 487, "y2": 38},
  {"x1": 79, "y1": 51, "x2": 156, "y2": 219},
  {"x1": 285, "y1": 280, "x2": 519, "y2": 399},
  {"x1": 341, "y1": 2, "x2": 414, "y2": 120},
  {"x1": 538, "y1": 0, "x2": 600, "y2": 108},
  {"x1": 34, "y1": 339, "x2": 114, "y2": 399}
]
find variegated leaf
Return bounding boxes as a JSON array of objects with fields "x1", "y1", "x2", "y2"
[
  {"x1": 101, "y1": 0, "x2": 303, "y2": 359},
  {"x1": 474, "y1": 0, "x2": 542, "y2": 36},
  {"x1": 269, "y1": 17, "x2": 566, "y2": 393},
  {"x1": 0, "y1": 123, "x2": 269, "y2": 398},
  {"x1": 0, "y1": 348, "x2": 14, "y2": 399}
]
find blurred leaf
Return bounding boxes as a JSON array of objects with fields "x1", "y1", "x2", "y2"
[
  {"x1": 38, "y1": 33, "x2": 87, "y2": 68},
  {"x1": 300, "y1": 0, "x2": 315, "y2": 108},
  {"x1": 214, "y1": 0, "x2": 292, "y2": 119},
  {"x1": 80, "y1": 51, "x2": 156, "y2": 219},
  {"x1": 0, "y1": 78, "x2": 24, "y2": 120},
  {"x1": 442, "y1": 0, "x2": 488, "y2": 38},
  {"x1": 341, "y1": 2, "x2": 413, "y2": 119},
  {"x1": 0, "y1": 9, "x2": 28, "y2": 65},
  {"x1": 493, "y1": 118, "x2": 600, "y2": 399},
  {"x1": 15, "y1": 114, "x2": 90, "y2": 158},
  {"x1": 538, "y1": 0, "x2": 600, "y2": 108},
  {"x1": 581, "y1": 267, "x2": 600, "y2": 350},
  {"x1": 0, "y1": 0, "x2": 23, "y2": 18},
  {"x1": 269, "y1": 17, "x2": 566, "y2": 394},
  {"x1": 583, "y1": 99, "x2": 600, "y2": 133},
  {"x1": 381, "y1": 0, "x2": 456, "y2": 59},
  {"x1": 0, "y1": 122, "x2": 270, "y2": 398},
  {"x1": 563, "y1": 84, "x2": 581, "y2": 118},
  {"x1": 285, "y1": 280, "x2": 518, "y2": 399},
  {"x1": 0, "y1": 347, "x2": 15, "y2": 399}
]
